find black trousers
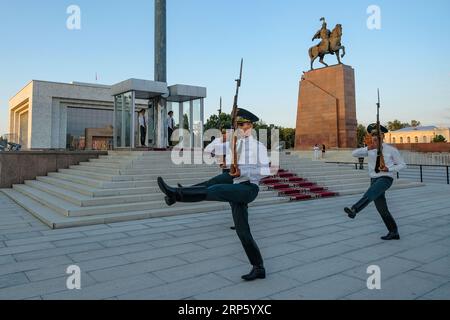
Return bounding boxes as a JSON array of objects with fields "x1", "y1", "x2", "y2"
[
  {"x1": 168, "y1": 128, "x2": 174, "y2": 147},
  {"x1": 205, "y1": 180, "x2": 263, "y2": 267},
  {"x1": 140, "y1": 126, "x2": 147, "y2": 147},
  {"x1": 191, "y1": 173, "x2": 263, "y2": 267},
  {"x1": 352, "y1": 176, "x2": 398, "y2": 233}
]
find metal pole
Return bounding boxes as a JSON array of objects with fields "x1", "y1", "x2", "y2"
[
  {"x1": 131, "y1": 91, "x2": 136, "y2": 149},
  {"x1": 420, "y1": 165, "x2": 423, "y2": 183},
  {"x1": 447, "y1": 166, "x2": 449, "y2": 185}
]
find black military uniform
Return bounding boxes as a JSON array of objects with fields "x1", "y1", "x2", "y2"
[{"x1": 158, "y1": 109, "x2": 270, "y2": 281}]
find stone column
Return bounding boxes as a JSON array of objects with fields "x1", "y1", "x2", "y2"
[
  {"x1": 154, "y1": 0, "x2": 167, "y2": 148},
  {"x1": 155, "y1": 0, "x2": 166, "y2": 83}
]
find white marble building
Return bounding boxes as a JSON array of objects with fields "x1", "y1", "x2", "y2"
[{"x1": 8, "y1": 80, "x2": 206, "y2": 150}]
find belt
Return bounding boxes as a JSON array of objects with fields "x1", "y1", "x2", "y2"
[{"x1": 372, "y1": 176, "x2": 394, "y2": 181}]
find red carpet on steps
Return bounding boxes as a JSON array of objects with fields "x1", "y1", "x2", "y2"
[{"x1": 261, "y1": 169, "x2": 339, "y2": 202}]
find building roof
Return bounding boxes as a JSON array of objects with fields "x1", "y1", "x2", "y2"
[{"x1": 393, "y1": 126, "x2": 437, "y2": 133}]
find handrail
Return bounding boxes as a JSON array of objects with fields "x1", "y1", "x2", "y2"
[{"x1": 325, "y1": 161, "x2": 450, "y2": 184}]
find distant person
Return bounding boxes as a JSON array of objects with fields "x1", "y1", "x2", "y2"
[
  {"x1": 313, "y1": 144, "x2": 320, "y2": 160},
  {"x1": 138, "y1": 109, "x2": 147, "y2": 147},
  {"x1": 167, "y1": 111, "x2": 175, "y2": 147},
  {"x1": 322, "y1": 144, "x2": 326, "y2": 159}
]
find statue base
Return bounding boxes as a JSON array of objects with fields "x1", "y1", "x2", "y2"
[{"x1": 295, "y1": 64, "x2": 357, "y2": 150}]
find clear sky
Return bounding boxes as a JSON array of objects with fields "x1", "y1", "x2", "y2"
[{"x1": 1, "y1": 0, "x2": 449, "y2": 134}]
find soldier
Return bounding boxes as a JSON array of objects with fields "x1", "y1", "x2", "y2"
[
  {"x1": 312, "y1": 17, "x2": 331, "y2": 54},
  {"x1": 157, "y1": 108, "x2": 270, "y2": 281},
  {"x1": 344, "y1": 124, "x2": 407, "y2": 241}
]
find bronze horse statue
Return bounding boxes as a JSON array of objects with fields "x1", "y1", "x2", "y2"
[{"x1": 309, "y1": 20, "x2": 346, "y2": 70}]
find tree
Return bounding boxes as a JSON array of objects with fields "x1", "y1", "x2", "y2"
[
  {"x1": 433, "y1": 135, "x2": 447, "y2": 143},
  {"x1": 410, "y1": 120, "x2": 421, "y2": 127},
  {"x1": 203, "y1": 113, "x2": 296, "y2": 149},
  {"x1": 387, "y1": 119, "x2": 421, "y2": 131},
  {"x1": 387, "y1": 120, "x2": 407, "y2": 131},
  {"x1": 204, "y1": 113, "x2": 232, "y2": 131},
  {"x1": 279, "y1": 128, "x2": 296, "y2": 149},
  {"x1": 357, "y1": 124, "x2": 368, "y2": 147},
  {"x1": 183, "y1": 114, "x2": 190, "y2": 130}
]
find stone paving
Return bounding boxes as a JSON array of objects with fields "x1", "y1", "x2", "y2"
[{"x1": 0, "y1": 183, "x2": 449, "y2": 300}]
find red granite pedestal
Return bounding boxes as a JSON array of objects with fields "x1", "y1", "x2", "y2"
[{"x1": 295, "y1": 64, "x2": 357, "y2": 150}]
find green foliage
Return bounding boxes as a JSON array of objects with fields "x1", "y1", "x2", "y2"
[
  {"x1": 183, "y1": 114, "x2": 190, "y2": 130},
  {"x1": 386, "y1": 119, "x2": 421, "y2": 131},
  {"x1": 203, "y1": 113, "x2": 296, "y2": 149},
  {"x1": 433, "y1": 135, "x2": 447, "y2": 143},
  {"x1": 357, "y1": 124, "x2": 368, "y2": 147},
  {"x1": 204, "y1": 113, "x2": 232, "y2": 131}
]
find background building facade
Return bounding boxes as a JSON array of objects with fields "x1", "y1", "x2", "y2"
[
  {"x1": 8, "y1": 80, "x2": 206, "y2": 150},
  {"x1": 387, "y1": 126, "x2": 450, "y2": 144}
]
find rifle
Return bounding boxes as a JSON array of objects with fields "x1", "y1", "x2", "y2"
[
  {"x1": 375, "y1": 89, "x2": 386, "y2": 173},
  {"x1": 230, "y1": 59, "x2": 243, "y2": 176}
]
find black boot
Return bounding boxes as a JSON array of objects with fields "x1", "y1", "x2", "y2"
[
  {"x1": 158, "y1": 177, "x2": 178, "y2": 206},
  {"x1": 345, "y1": 207, "x2": 357, "y2": 219},
  {"x1": 242, "y1": 266, "x2": 266, "y2": 281},
  {"x1": 381, "y1": 231, "x2": 400, "y2": 241},
  {"x1": 157, "y1": 177, "x2": 208, "y2": 205}
]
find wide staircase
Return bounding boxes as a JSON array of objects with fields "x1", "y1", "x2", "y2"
[
  {"x1": 1, "y1": 151, "x2": 424, "y2": 229},
  {"x1": 279, "y1": 153, "x2": 424, "y2": 196}
]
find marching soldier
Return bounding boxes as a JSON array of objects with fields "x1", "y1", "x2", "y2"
[
  {"x1": 344, "y1": 124, "x2": 407, "y2": 240},
  {"x1": 157, "y1": 108, "x2": 271, "y2": 281}
]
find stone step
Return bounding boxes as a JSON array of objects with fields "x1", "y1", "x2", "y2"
[
  {"x1": 13, "y1": 182, "x2": 282, "y2": 218},
  {"x1": 24, "y1": 180, "x2": 163, "y2": 206},
  {"x1": 24, "y1": 179, "x2": 276, "y2": 207},
  {"x1": 337, "y1": 181, "x2": 424, "y2": 196},
  {"x1": 286, "y1": 174, "x2": 366, "y2": 184},
  {"x1": 50, "y1": 171, "x2": 249, "y2": 190},
  {"x1": 69, "y1": 165, "x2": 121, "y2": 175},
  {"x1": 72, "y1": 164, "x2": 221, "y2": 176},
  {"x1": 37, "y1": 176, "x2": 161, "y2": 197},
  {"x1": 58, "y1": 168, "x2": 116, "y2": 181},
  {"x1": 1, "y1": 188, "x2": 289, "y2": 229},
  {"x1": 285, "y1": 171, "x2": 366, "y2": 180},
  {"x1": 68, "y1": 166, "x2": 222, "y2": 181},
  {"x1": 48, "y1": 172, "x2": 104, "y2": 188},
  {"x1": 280, "y1": 164, "x2": 357, "y2": 172}
]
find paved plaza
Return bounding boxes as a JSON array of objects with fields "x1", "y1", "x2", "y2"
[{"x1": 0, "y1": 183, "x2": 449, "y2": 300}]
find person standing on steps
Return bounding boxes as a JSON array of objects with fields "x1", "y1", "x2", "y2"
[
  {"x1": 166, "y1": 111, "x2": 175, "y2": 148},
  {"x1": 138, "y1": 109, "x2": 147, "y2": 147},
  {"x1": 157, "y1": 108, "x2": 271, "y2": 281},
  {"x1": 344, "y1": 124, "x2": 407, "y2": 241}
]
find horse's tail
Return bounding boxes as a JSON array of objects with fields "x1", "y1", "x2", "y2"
[{"x1": 308, "y1": 47, "x2": 314, "y2": 59}]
